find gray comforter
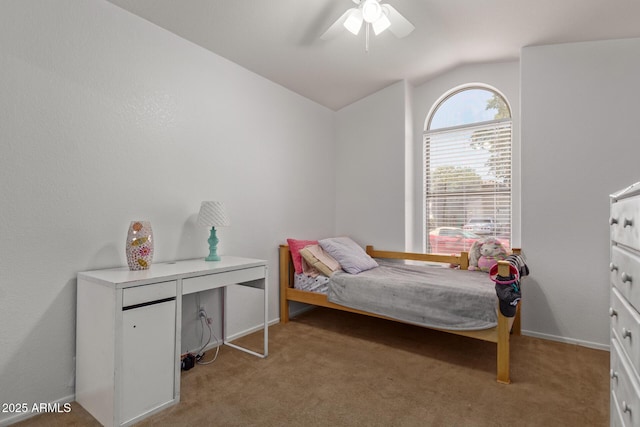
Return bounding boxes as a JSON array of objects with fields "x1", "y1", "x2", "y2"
[{"x1": 327, "y1": 260, "x2": 498, "y2": 330}]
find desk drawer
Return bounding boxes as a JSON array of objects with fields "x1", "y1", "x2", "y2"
[
  {"x1": 123, "y1": 280, "x2": 177, "y2": 307},
  {"x1": 182, "y1": 266, "x2": 265, "y2": 295}
]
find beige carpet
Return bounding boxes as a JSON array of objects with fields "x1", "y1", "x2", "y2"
[{"x1": 18, "y1": 308, "x2": 608, "y2": 426}]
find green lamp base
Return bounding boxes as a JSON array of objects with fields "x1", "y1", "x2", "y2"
[{"x1": 205, "y1": 226, "x2": 221, "y2": 261}]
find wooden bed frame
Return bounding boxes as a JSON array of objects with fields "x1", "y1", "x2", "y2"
[{"x1": 279, "y1": 244, "x2": 522, "y2": 384}]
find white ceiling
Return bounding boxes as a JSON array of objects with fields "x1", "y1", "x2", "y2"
[{"x1": 107, "y1": 0, "x2": 640, "y2": 111}]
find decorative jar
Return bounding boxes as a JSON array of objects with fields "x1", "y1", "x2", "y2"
[{"x1": 125, "y1": 221, "x2": 154, "y2": 270}]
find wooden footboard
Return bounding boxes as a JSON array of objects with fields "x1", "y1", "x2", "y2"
[{"x1": 278, "y1": 244, "x2": 521, "y2": 384}]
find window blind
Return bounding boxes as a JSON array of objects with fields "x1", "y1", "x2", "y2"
[{"x1": 424, "y1": 119, "x2": 512, "y2": 251}]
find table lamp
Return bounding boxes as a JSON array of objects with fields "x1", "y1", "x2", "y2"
[{"x1": 197, "y1": 201, "x2": 230, "y2": 261}]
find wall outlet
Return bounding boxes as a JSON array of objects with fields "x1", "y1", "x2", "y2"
[{"x1": 198, "y1": 308, "x2": 207, "y2": 319}]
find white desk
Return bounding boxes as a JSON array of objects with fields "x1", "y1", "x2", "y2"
[{"x1": 75, "y1": 256, "x2": 268, "y2": 427}]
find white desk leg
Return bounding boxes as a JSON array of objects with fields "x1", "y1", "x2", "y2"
[
  {"x1": 263, "y1": 269, "x2": 268, "y2": 357},
  {"x1": 222, "y1": 285, "x2": 227, "y2": 345},
  {"x1": 223, "y1": 270, "x2": 268, "y2": 358},
  {"x1": 175, "y1": 279, "x2": 183, "y2": 402}
]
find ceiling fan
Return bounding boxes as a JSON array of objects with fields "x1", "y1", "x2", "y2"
[{"x1": 321, "y1": 0, "x2": 415, "y2": 51}]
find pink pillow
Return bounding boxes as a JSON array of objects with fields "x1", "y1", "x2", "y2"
[{"x1": 286, "y1": 238, "x2": 318, "y2": 274}]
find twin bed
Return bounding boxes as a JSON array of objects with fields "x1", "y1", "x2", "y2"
[{"x1": 279, "y1": 243, "x2": 522, "y2": 384}]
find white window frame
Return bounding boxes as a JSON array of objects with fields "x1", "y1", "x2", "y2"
[{"x1": 423, "y1": 85, "x2": 513, "y2": 253}]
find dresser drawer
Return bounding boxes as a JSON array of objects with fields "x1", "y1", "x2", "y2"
[
  {"x1": 611, "y1": 338, "x2": 640, "y2": 426},
  {"x1": 612, "y1": 197, "x2": 640, "y2": 250},
  {"x1": 611, "y1": 287, "x2": 640, "y2": 375},
  {"x1": 611, "y1": 246, "x2": 640, "y2": 312},
  {"x1": 612, "y1": 390, "x2": 626, "y2": 427},
  {"x1": 182, "y1": 266, "x2": 265, "y2": 295}
]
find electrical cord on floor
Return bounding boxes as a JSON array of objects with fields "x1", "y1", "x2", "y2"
[{"x1": 196, "y1": 309, "x2": 220, "y2": 365}]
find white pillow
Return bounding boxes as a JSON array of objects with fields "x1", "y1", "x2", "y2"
[{"x1": 318, "y1": 237, "x2": 378, "y2": 274}]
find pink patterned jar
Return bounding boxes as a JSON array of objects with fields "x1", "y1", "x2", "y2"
[{"x1": 125, "y1": 221, "x2": 154, "y2": 270}]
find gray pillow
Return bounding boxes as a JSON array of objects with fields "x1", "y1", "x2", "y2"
[{"x1": 318, "y1": 237, "x2": 378, "y2": 274}]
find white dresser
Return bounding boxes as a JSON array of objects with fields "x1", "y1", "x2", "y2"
[{"x1": 610, "y1": 183, "x2": 640, "y2": 426}]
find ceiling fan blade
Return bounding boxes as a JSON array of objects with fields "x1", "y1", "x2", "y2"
[
  {"x1": 343, "y1": 8, "x2": 364, "y2": 35},
  {"x1": 382, "y1": 4, "x2": 415, "y2": 38},
  {"x1": 321, "y1": 8, "x2": 356, "y2": 40},
  {"x1": 372, "y1": 13, "x2": 391, "y2": 35}
]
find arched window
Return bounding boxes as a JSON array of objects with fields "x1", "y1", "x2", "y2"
[{"x1": 424, "y1": 86, "x2": 512, "y2": 254}]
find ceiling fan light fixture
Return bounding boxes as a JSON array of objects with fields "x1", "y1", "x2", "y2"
[
  {"x1": 343, "y1": 8, "x2": 363, "y2": 35},
  {"x1": 322, "y1": 0, "x2": 414, "y2": 50},
  {"x1": 361, "y1": 0, "x2": 382, "y2": 23},
  {"x1": 371, "y1": 13, "x2": 391, "y2": 35}
]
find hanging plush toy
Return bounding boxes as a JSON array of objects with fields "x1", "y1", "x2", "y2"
[{"x1": 469, "y1": 237, "x2": 507, "y2": 272}]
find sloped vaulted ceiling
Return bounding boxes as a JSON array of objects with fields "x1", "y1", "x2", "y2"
[{"x1": 108, "y1": 0, "x2": 640, "y2": 110}]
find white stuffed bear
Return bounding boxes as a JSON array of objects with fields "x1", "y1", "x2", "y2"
[{"x1": 469, "y1": 237, "x2": 507, "y2": 272}]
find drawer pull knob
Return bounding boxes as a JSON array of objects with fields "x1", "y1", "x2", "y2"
[
  {"x1": 610, "y1": 263, "x2": 619, "y2": 272},
  {"x1": 625, "y1": 218, "x2": 634, "y2": 228},
  {"x1": 623, "y1": 401, "x2": 632, "y2": 414},
  {"x1": 611, "y1": 369, "x2": 618, "y2": 379},
  {"x1": 609, "y1": 307, "x2": 618, "y2": 317},
  {"x1": 622, "y1": 272, "x2": 633, "y2": 284},
  {"x1": 611, "y1": 217, "x2": 619, "y2": 225},
  {"x1": 622, "y1": 328, "x2": 632, "y2": 339}
]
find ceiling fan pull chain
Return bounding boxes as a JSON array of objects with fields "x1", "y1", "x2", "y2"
[{"x1": 365, "y1": 23, "x2": 370, "y2": 53}]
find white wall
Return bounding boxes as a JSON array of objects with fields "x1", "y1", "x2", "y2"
[
  {"x1": 334, "y1": 63, "x2": 521, "y2": 255},
  {"x1": 411, "y1": 61, "x2": 521, "y2": 253},
  {"x1": 0, "y1": 1, "x2": 334, "y2": 423},
  {"x1": 334, "y1": 81, "x2": 407, "y2": 250},
  {"x1": 521, "y1": 38, "x2": 640, "y2": 349}
]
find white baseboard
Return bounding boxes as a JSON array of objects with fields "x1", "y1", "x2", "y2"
[
  {"x1": 281, "y1": 308, "x2": 611, "y2": 352},
  {"x1": 521, "y1": 329, "x2": 610, "y2": 351},
  {"x1": 225, "y1": 318, "x2": 281, "y2": 342},
  {"x1": 185, "y1": 317, "x2": 283, "y2": 355},
  {"x1": 0, "y1": 394, "x2": 75, "y2": 426},
  {"x1": 224, "y1": 313, "x2": 611, "y2": 354},
  {"x1": 223, "y1": 306, "x2": 316, "y2": 343}
]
